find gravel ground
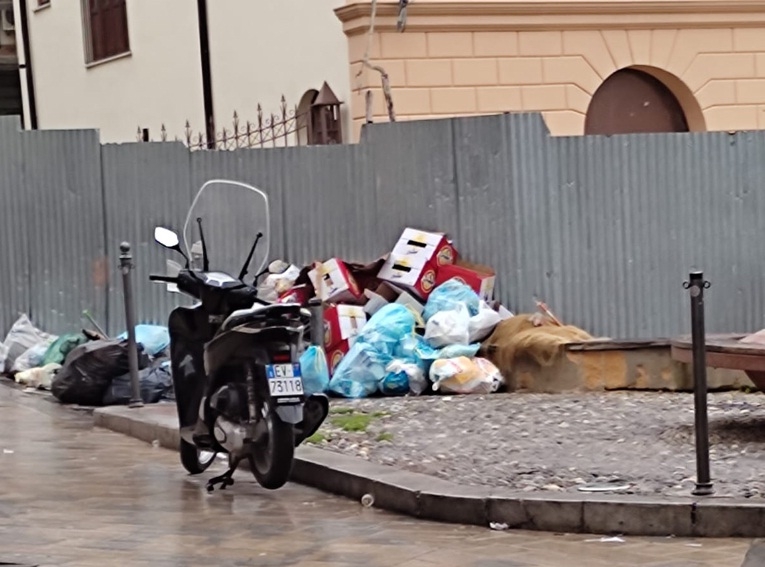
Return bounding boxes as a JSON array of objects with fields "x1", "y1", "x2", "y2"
[{"x1": 312, "y1": 391, "x2": 765, "y2": 499}]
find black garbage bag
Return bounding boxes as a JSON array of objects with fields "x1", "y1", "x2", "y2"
[
  {"x1": 102, "y1": 359, "x2": 173, "y2": 406},
  {"x1": 51, "y1": 339, "x2": 149, "y2": 406}
]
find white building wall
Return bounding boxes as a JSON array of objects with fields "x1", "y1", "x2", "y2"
[
  {"x1": 23, "y1": 0, "x2": 351, "y2": 144},
  {"x1": 206, "y1": 0, "x2": 351, "y2": 142},
  {"x1": 25, "y1": 0, "x2": 204, "y2": 143}
]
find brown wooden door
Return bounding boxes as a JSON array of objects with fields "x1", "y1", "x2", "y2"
[{"x1": 585, "y1": 68, "x2": 689, "y2": 135}]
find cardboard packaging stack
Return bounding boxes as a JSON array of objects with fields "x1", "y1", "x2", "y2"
[{"x1": 265, "y1": 227, "x2": 503, "y2": 377}]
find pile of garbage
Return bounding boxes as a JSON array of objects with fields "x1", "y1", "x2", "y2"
[
  {"x1": 266, "y1": 227, "x2": 529, "y2": 398},
  {"x1": 0, "y1": 315, "x2": 173, "y2": 407},
  {"x1": 1, "y1": 227, "x2": 595, "y2": 404}
]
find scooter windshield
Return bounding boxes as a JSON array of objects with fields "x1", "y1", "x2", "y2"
[{"x1": 182, "y1": 180, "x2": 270, "y2": 282}]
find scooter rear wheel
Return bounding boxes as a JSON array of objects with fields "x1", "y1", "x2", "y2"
[
  {"x1": 248, "y1": 411, "x2": 295, "y2": 489},
  {"x1": 180, "y1": 438, "x2": 217, "y2": 475}
]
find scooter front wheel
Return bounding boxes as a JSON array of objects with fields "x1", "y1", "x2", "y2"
[
  {"x1": 180, "y1": 438, "x2": 217, "y2": 475},
  {"x1": 248, "y1": 411, "x2": 295, "y2": 489}
]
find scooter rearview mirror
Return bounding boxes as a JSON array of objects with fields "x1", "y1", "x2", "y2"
[
  {"x1": 154, "y1": 226, "x2": 180, "y2": 249},
  {"x1": 154, "y1": 226, "x2": 190, "y2": 268}
]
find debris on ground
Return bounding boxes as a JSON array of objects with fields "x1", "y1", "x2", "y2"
[{"x1": 0, "y1": 312, "x2": 173, "y2": 407}]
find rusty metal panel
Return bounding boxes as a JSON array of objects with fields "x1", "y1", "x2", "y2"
[
  {"x1": 101, "y1": 142, "x2": 193, "y2": 334},
  {"x1": 20, "y1": 128, "x2": 106, "y2": 335},
  {"x1": 0, "y1": 116, "x2": 29, "y2": 334}
]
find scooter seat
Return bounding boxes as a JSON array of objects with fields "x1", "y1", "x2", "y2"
[{"x1": 220, "y1": 302, "x2": 304, "y2": 332}]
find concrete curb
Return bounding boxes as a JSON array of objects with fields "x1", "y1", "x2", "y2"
[{"x1": 93, "y1": 405, "x2": 765, "y2": 538}]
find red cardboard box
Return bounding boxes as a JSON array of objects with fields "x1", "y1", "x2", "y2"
[
  {"x1": 378, "y1": 228, "x2": 457, "y2": 299},
  {"x1": 308, "y1": 259, "x2": 363, "y2": 303},
  {"x1": 435, "y1": 260, "x2": 496, "y2": 301},
  {"x1": 323, "y1": 305, "x2": 367, "y2": 375},
  {"x1": 276, "y1": 284, "x2": 311, "y2": 305},
  {"x1": 327, "y1": 346, "x2": 347, "y2": 375}
]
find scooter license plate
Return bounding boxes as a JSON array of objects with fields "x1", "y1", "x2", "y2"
[{"x1": 266, "y1": 363, "x2": 304, "y2": 397}]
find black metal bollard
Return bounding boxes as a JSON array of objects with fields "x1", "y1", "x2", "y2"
[
  {"x1": 683, "y1": 271, "x2": 713, "y2": 496},
  {"x1": 120, "y1": 242, "x2": 144, "y2": 409}
]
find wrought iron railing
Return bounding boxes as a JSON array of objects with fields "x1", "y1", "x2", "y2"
[{"x1": 139, "y1": 96, "x2": 310, "y2": 151}]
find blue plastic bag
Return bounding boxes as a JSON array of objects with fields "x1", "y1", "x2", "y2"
[
  {"x1": 380, "y1": 368, "x2": 410, "y2": 396},
  {"x1": 436, "y1": 343, "x2": 481, "y2": 359},
  {"x1": 410, "y1": 338, "x2": 480, "y2": 386},
  {"x1": 329, "y1": 304, "x2": 416, "y2": 398},
  {"x1": 328, "y1": 342, "x2": 388, "y2": 398},
  {"x1": 117, "y1": 324, "x2": 170, "y2": 357},
  {"x1": 299, "y1": 346, "x2": 330, "y2": 396},
  {"x1": 422, "y1": 279, "x2": 480, "y2": 321},
  {"x1": 357, "y1": 303, "x2": 417, "y2": 354}
]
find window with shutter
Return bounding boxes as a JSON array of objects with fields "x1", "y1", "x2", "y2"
[{"x1": 83, "y1": 0, "x2": 129, "y2": 63}]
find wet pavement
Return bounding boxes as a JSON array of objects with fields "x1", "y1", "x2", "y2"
[{"x1": 0, "y1": 387, "x2": 757, "y2": 567}]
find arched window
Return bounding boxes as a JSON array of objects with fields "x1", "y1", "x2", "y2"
[{"x1": 585, "y1": 68, "x2": 689, "y2": 135}]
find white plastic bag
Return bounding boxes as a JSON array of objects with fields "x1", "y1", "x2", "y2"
[
  {"x1": 425, "y1": 304, "x2": 470, "y2": 347},
  {"x1": 15, "y1": 363, "x2": 61, "y2": 390},
  {"x1": 430, "y1": 356, "x2": 501, "y2": 395},
  {"x1": 12, "y1": 336, "x2": 58, "y2": 373},
  {"x1": 0, "y1": 315, "x2": 53, "y2": 373},
  {"x1": 468, "y1": 301, "x2": 501, "y2": 342},
  {"x1": 0, "y1": 343, "x2": 8, "y2": 374},
  {"x1": 257, "y1": 263, "x2": 301, "y2": 302},
  {"x1": 474, "y1": 357, "x2": 504, "y2": 393}
]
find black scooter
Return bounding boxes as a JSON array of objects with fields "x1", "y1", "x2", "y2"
[{"x1": 149, "y1": 221, "x2": 329, "y2": 492}]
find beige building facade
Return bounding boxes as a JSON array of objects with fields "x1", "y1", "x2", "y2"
[{"x1": 337, "y1": 0, "x2": 765, "y2": 139}]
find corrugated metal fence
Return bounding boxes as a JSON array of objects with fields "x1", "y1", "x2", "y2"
[{"x1": 0, "y1": 113, "x2": 761, "y2": 339}]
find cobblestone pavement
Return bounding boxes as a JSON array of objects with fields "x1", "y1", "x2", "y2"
[
  {"x1": 0, "y1": 387, "x2": 756, "y2": 566},
  {"x1": 314, "y1": 391, "x2": 765, "y2": 499}
]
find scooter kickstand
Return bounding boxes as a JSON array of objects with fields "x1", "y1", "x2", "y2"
[{"x1": 206, "y1": 458, "x2": 241, "y2": 493}]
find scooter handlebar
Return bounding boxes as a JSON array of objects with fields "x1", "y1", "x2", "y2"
[{"x1": 149, "y1": 274, "x2": 179, "y2": 284}]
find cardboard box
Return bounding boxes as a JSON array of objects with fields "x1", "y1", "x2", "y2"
[
  {"x1": 395, "y1": 289, "x2": 424, "y2": 316},
  {"x1": 363, "y1": 281, "x2": 425, "y2": 317},
  {"x1": 363, "y1": 282, "x2": 399, "y2": 316},
  {"x1": 276, "y1": 284, "x2": 311, "y2": 305},
  {"x1": 308, "y1": 259, "x2": 362, "y2": 303},
  {"x1": 390, "y1": 228, "x2": 457, "y2": 266},
  {"x1": 323, "y1": 305, "x2": 367, "y2": 351},
  {"x1": 327, "y1": 346, "x2": 347, "y2": 376},
  {"x1": 378, "y1": 228, "x2": 456, "y2": 298},
  {"x1": 345, "y1": 258, "x2": 386, "y2": 294},
  {"x1": 435, "y1": 260, "x2": 496, "y2": 301},
  {"x1": 323, "y1": 304, "x2": 367, "y2": 376}
]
